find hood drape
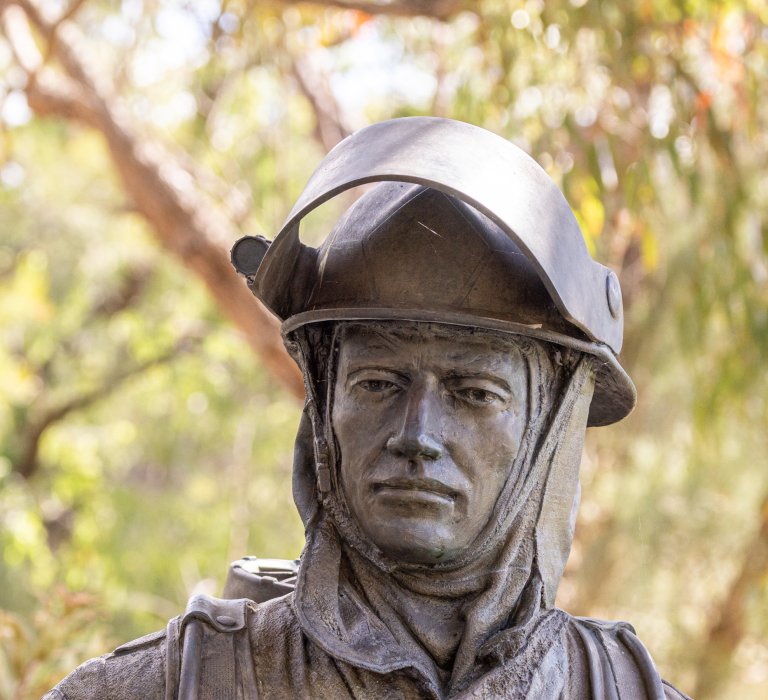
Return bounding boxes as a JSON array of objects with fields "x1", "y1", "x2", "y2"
[{"x1": 287, "y1": 323, "x2": 595, "y2": 696}]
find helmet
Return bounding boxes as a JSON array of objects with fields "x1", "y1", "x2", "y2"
[{"x1": 231, "y1": 118, "x2": 636, "y2": 426}]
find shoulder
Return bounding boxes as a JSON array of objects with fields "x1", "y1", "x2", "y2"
[
  {"x1": 43, "y1": 627, "x2": 169, "y2": 700},
  {"x1": 44, "y1": 592, "x2": 291, "y2": 700},
  {"x1": 563, "y1": 615, "x2": 692, "y2": 699},
  {"x1": 248, "y1": 591, "x2": 303, "y2": 653}
]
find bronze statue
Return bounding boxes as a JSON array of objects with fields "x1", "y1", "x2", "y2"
[{"x1": 45, "y1": 118, "x2": 690, "y2": 699}]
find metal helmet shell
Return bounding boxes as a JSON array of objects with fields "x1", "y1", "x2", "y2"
[{"x1": 231, "y1": 118, "x2": 636, "y2": 426}]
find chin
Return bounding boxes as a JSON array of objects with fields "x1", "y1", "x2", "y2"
[{"x1": 364, "y1": 516, "x2": 460, "y2": 564}]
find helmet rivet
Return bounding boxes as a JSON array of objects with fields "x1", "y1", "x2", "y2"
[{"x1": 606, "y1": 272, "x2": 621, "y2": 319}]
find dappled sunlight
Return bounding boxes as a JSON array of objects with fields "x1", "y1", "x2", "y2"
[{"x1": 0, "y1": 0, "x2": 766, "y2": 697}]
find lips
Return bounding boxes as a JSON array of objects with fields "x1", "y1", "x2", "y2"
[{"x1": 372, "y1": 477, "x2": 458, "y2": 504}]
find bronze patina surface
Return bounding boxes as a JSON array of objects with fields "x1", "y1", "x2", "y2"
[{"x1": 46, "y1": 118, "x2": 690, "y2": 699}]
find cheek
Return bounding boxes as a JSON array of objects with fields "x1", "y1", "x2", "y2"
[
  {"x1": 332, "y1": 396, "x2": 389, "y2": 494},
  {"x1": 446, "y1": 409, "x2": 524, "y2": 468},
  {"x1": 333, "y1": 390, "x2": 404, "y2": 451},
  {"x1": 444, "y1": 410, "x2": 525, "y2": 514},
  {"x1": 334, "y1": 395, "x2": 377, "y2": 444},
  {"x1": 332, "y1": 402, "x2": 361, "y2": 472}
]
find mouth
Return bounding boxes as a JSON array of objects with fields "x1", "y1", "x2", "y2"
[{"x1": 372, "y1": 477, "x2": 458, "y2": 505}]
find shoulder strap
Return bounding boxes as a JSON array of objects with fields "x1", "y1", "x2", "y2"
[
  {"x1": 165, "y1": 594, "x2": 253, "y2": 700},
  {"x1": 573, "y1": 617, "x2": 666, "y2": 700},
  {"x1": 165, "y1": 616, "x2": 181, "y2": 700}
]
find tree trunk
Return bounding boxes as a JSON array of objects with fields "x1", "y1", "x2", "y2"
[
  {"x1": 1, "y1": 0, "x2": 305, "y2": 398},
  {"x1": 693, "y1": 492, "x2": 768, "y2": 697}
]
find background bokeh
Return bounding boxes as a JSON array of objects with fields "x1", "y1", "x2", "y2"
[{"x1": 0, "y1": 1, "x2": 766, "y2": 698}]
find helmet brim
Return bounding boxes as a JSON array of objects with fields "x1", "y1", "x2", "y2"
[{"x1": 282, "y1": 308, "x2": 636, "y2": 427}]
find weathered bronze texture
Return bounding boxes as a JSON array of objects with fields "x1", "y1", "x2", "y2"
[
  {"x1": 332, "y1": 324, "x2": 529, "y2": 565},
  {"x1": 45, "y1": 118, "x2": 690, "y2": 699},
  {"x1": 259, "y1": 118, "x2": 624, "y2": 352},
  {"x1": 222, "y1": 557, "x2": 298, "y2": 602},
  {"x1": 275, "y1": 179, "x2": 634, "y2": 426},
  {"x1": 236, "y1": 119, "x2": 636, "y2": 426}
]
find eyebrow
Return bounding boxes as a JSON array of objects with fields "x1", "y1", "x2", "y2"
[
  {"x1": 346, "y1": 365, "x2": 408, "y2": 378},
  {"x1": 344, "y1": 364, "x2": 513, "y2": 394},
  {"x1": 442, "y1": 370, "x2": 512, "y2": 393}
]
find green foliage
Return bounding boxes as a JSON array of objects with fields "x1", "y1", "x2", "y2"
[
  {"x1": 0, "y1": 101, "x2": 305, "y2": 695},
  {"x1": 0, "y1": 0, "x2": 766, "y2": 697},
  {"x1": 0, "y1": 587, "x2": 113, "y2": 700}
]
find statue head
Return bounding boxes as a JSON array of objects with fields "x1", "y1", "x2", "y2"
[{"x1": 231, "y1": 117, "x2": 636, "y2": 599}]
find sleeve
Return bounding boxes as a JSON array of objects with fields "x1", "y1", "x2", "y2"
[
  {"x1": 42, "y1": 657, "x2": 108, "y2": 700},
  {"x1": 42, "y1": 628, "x2": 168, "y2": 700}
]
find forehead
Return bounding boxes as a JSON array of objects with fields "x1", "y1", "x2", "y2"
[{"x1": 335, "y1": 323, "x2": 528, "y2": 372}]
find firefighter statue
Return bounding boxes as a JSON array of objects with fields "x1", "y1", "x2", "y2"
[{"x1": 46, "y1": 118, "x2": 690, "y2": 700}]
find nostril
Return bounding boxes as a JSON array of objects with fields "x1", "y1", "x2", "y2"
[
  {"x1": 419, "y1": 442, "x2": 441, "y2": 460},
  {"x1": 385, "y1": 436, "x2": 403, "y2": 456},
  {"x1": 386, "y1": 434, "x2": 442, "y2": 460}
]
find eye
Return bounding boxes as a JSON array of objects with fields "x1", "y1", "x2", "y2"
[
  {"x1": 453, "y1": 387, "x2": 503, "y2": 406},
  {"x1": 356, "y1": 379, "x2": 398, "y2": 393},
  {"x1": 347, "y1": 370, "x2": 406, "y2": 397}
]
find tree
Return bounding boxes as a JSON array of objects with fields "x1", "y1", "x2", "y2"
[{"x1": 0, "y1": 1, "x2": 766, "y2": 696}]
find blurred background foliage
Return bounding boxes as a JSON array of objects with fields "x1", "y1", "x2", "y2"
[{"x1": 0, "y1": 0, "x2": 765, "y2": 698}]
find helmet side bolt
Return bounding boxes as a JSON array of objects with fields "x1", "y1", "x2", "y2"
[{"x1": 606, "y1": 272, "x2": 622, "y2": 319}]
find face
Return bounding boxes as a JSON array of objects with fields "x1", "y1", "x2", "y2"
[{"x1": 331, "y1": 325, "x2": 528, "y2": 565}]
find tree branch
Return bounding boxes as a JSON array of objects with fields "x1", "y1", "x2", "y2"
[
  {"x1": 274, "y1": 0, "x2": 471, "y2": 20},
  {"x1": 14, "y1": 337, "x2": 201, "y2": 479},
  {"x1": 1, "y1": 1, "x2": 304, "y2": 400},
  {"x1": 693, "y1": 491, "x2": 768, "y2": 696},
  {"x1": 292, "y1": 57, "x2": 351, "y2": 151},
  {"x1": 53, "y1": 0, "x2": 88, "y2": 28}
]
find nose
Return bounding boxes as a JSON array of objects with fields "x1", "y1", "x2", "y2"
[{"x1": 385, "y1": 379, "x2": 443, "y2": 461}]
